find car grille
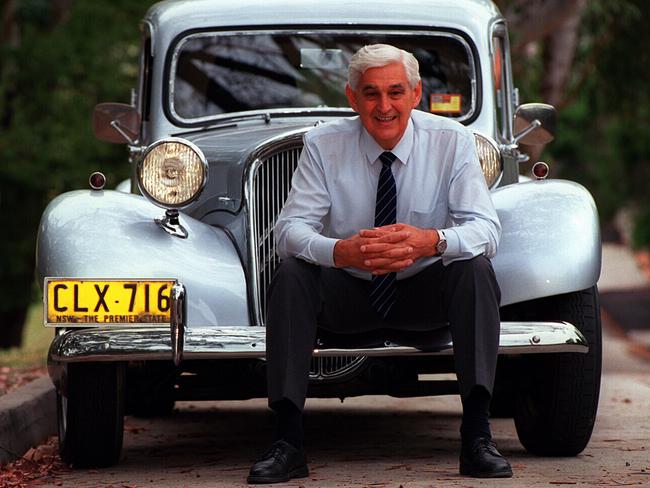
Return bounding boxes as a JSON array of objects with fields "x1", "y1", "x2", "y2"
[{"x1": 247, "y1": 131, "x2": 367, "y2": 382}]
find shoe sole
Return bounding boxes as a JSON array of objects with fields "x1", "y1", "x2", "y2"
[
  {"x1": 247, "y1": 466, "x2": 309, "y2": 484},
  {"x1": 460, "y1": 464, "x2": 513, "y2": 478}
]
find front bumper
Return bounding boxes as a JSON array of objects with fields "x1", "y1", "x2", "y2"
[{"x1": 48, "y1": 321, "x2": 587, "y2": 364}]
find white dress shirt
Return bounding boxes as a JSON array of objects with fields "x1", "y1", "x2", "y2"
[{"x1": 275, "y1": 109, "x2": 501, "y2": 280}]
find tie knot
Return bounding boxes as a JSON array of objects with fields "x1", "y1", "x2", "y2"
[{"x1": 379, "y1": 151, "x2": 397, "y2": 168}]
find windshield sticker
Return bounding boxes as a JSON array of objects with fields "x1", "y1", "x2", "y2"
[{"x1": 430, "y1": 94, "x2": 462, "y2": 113}]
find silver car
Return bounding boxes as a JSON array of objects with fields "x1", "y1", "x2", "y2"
[{"x1": 37, "y1": 0, "x2": 602, "y2": 468}]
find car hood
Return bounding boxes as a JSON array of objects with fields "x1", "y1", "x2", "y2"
[{"x1": 178, "y1": 116, "x2": 344, "y2": 218}]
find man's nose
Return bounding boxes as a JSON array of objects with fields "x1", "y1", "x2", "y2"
[{"x1": 378, "y1": 93, "x2": 391, "y2": 112}]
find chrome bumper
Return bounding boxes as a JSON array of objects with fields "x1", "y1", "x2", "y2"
[{"x1": 48, "y1": 321, "x2": 587, "y2": 364}]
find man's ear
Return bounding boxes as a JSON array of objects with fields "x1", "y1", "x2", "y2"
[
  {"x1": 345, "y1": 84, "x2": 359, "y2": 112},
  {"x1": 412, "y1": 80, "x2": 423, "y2": 108}
]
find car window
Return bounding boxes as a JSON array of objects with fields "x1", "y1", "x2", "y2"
[{"x1": 170, "y1": 31, "x2": 477, "y2": 124}]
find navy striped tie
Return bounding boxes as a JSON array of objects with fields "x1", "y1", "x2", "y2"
[{"x1": 369, "y1": 151, "x2": 397, "y2": 318}]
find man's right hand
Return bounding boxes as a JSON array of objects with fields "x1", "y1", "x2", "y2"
[{"x1": 333, "y1": 230, "x2": 414, "y2": 273}]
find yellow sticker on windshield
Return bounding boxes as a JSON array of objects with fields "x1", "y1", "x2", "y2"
[{"x1": 430, "y1": 94, "x2": 462, "y2": 113}]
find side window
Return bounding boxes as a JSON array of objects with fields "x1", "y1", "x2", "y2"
[{"x1": 491, "y1": 28, "x2": 509, "y2": 142}]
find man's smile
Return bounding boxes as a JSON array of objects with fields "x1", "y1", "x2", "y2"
[{"x1": 375, "y1": 114, "x2": 397, "y2": 122}]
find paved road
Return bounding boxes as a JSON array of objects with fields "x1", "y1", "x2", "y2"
[{"x1": 37, "y1": 312, "x2": 650, "y2": 488}]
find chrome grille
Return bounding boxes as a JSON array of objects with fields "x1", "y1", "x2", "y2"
[
  {"x1": 310, "y1": 356, "x2": 367, "y2": 381},
  {"x1": 246, "y1": 132, "x2": 367, "y2": 382},
  {"x1": 251, "y1": 146, "x2": 302, "y2": 320}
]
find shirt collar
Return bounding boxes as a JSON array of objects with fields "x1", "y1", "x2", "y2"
[{"x1": 361, "y1": 116, "x2": 414, "y2": 166}]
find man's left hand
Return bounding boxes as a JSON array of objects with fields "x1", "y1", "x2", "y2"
[{"x1": 359, "y1": 223, "x2": 439, "y2": 274}]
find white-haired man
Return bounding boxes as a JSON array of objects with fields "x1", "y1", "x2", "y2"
[{"x1": 248, "y1": 44, "x2": 512, "y2": 483}]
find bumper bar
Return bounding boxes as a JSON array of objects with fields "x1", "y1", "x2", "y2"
[{"x1": 48, "y1": 321, "x2": 587, "y2": 364}]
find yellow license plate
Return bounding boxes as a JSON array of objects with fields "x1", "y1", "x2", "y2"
[{"x1": 44, "y1": 278, "x2": 176, "y2": 326}]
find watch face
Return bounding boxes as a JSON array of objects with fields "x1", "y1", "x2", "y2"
[{"x1": 437, "y1": 239, "x2": 448, "y2": 255}]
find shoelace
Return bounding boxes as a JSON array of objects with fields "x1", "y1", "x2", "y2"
[
  {"x1": 472, "y1": 438, "x2": 500, "y2": 456},
  {"x1": 258, "y1": 441, "x2": 290, "y2": 461}
]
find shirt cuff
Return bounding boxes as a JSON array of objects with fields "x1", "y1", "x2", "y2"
[
  {"x1": 441, "y1": 227, "x2": 461, "y2": 257},
  {"x1": 307, "y1": 235, "x2": 339, "y2": 268}
]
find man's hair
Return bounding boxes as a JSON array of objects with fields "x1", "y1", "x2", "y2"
[{"x1": 348, "y1": 44, "x2": 421, "y2": 90}]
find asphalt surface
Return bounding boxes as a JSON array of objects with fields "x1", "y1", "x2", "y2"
[{"x1": 0, "y1": 242, "x2": 648, "y2": 471}]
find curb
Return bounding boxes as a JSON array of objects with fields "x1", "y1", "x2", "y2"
[{"x1": 0, "y1": 377, "x2": 56, "y2": 465}]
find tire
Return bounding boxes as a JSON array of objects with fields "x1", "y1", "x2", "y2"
[
  {"x1": 509, "y1": 286, "x2": 602, "y2": 456},
  {"x1": 489, "y1": 358, "x2": 516, "y2": 418},
  {"x1": 58, "y1": 362, "x2": 125, "y2": 467}
]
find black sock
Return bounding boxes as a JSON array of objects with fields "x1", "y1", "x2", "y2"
[
  {"x1": 271, "y1": 399, "x2": 304, "y2": 450},
  {"x1": 460, "y1": 385, "x2": 492, "y2": 447}
]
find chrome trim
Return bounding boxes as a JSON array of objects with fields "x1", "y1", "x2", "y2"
[
  {"x1": 472, "y1": 130, "x2": 503, "y2": 189},
  {"x1": 243, "y1": 128, "x2": 310, "y2": 326},
  {"x1": 170, "y1": 282, "x2": 186, "y2": 366},
  {"x1": 140, "y1": 19, "x2": 155, "y2": 57},
  {"x1": 110, "y1": 119, "x2": 138, "y2": 145},
  {"x1": 136, "y1": 137, "x2": 209, "y2": 210},
  {"x1": 310, "y1": 356, "x2": 367, "y2": 381},
  {"x1": 88, "y1": 171, "x2": 106, "y2": 190},
  {"x1": 490, "y1": 20, "x2": 515, "y2": 144},
  {"x1": 155, "y1": 209, "x2": 189, "y2": 238},
  {"x1": 47, "y1": 321, "x2": 588, "y2": 363},
  {"x1": 514, "y1": 119, "x2": 542, "y2": 144},
  {"x1": 168, "y1": 29, "x2": 478, "y2": 126},
  {"x1": 532, "y1": 161, "x2": 550, "y2": 180}
]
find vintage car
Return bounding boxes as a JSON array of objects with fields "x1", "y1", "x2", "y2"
[{"x1": 37, "y1": 0, "x2": 602, "y2": 468}]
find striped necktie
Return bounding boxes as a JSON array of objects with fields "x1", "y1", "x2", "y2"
[{"x1": 369, "y1": 151, "x2": 397, "y2": 318}]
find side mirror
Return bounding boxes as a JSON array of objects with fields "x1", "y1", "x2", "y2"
[
  {"x1": 92, "y1": 103, "x2": 141, "y2": 144},
  {"x1": 514, "y1": 103, "x2": 556, "y2": 146}
]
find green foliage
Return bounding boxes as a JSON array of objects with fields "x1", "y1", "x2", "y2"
[
  {"x1": 2, "y1": 0, "x2": 151, "y2": 195},
  {"x1": 0, "y1": 0, "x2": 153, "y2": 330},
  {"x1": 0, "y1": 303, "x2": 51, "y2": 368},
  {"x1": 510, "y1": 0, "x2": 650, "y2": 246}
]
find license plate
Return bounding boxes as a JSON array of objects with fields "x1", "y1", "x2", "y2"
[{"x1": 44, "y1": 278, "x2": 176, "y2": 326}]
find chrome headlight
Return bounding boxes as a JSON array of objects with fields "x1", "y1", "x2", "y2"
[
  {"x1": 473, "y1": 132, "x2": 502, "y2": 188},
  {"x1": 137, "y1": 138, "x2": 208, "y2": 208}
]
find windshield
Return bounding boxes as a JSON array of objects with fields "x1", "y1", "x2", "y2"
[{"x1": 171, "y1": 31, "x2": 477, "y2": 124}]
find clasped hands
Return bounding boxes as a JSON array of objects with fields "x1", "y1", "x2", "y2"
[{"x1": 333, "y1": 223, "x2": 439, "y2": 275}]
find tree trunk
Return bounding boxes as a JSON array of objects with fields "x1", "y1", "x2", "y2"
[
  {"x1": 541, "y1": 0, "x2": 587, "y2": 107},
  {"x1": 497, "y1": 0, "x2": 587, "y2": 52},
  {"x1": 1, "y1": 0, "x2": 18, "y2": 45}
]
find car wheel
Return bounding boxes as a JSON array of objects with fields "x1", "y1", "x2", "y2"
[
  {"x1": 58, "y1": 362, "x2": 125, "y2": 467},
  {"x1": 510, "y1": 286, "x2": 602, "y2": 456},
  {"x1": 489, "y1": 358, "x2": 516, "y2": 418}
]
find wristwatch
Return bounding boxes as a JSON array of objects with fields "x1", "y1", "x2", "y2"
[{"x1": 435, "y1": 229, "x2": 447, "y2": 256}]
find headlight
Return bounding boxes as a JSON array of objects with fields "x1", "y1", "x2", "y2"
[
  {"x1": 473, "y1": 132, "x2": 502, "y2": 188},
  {"x1": 137, "y1": 138, "x2": 208, "y2": 208}
]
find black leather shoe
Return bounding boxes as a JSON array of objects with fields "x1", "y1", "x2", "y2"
[
  {"x1": 247, "y1": 440, "x2": 309, "y2": 484},
  {"x1": 459, "y1": 437, "x2": 513, "y2": 478}
]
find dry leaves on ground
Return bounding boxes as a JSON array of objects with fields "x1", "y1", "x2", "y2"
[
  {"x1": 0, "y1": 366, "x2": 47, "y2": 397},
  {"x1": 0, "y1": 436, "x2": 69, "y2": 487}
]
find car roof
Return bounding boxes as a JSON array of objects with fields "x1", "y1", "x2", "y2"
[{"x1": 145, "y1": 0, "x2": 503, "y2": 42}]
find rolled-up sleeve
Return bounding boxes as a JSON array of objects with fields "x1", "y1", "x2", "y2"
[
  {"x1": 441, "y1": 133, "x2": 501, "y2": 264},
  {"x1": 274, "y1": 136, "x2": 338, "y2": 267}
]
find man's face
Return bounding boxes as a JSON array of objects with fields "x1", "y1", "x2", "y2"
[{"x1": 346, "y1": 62, "x2": 422, "y2": 150}]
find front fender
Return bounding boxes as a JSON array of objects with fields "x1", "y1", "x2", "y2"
[
  {"x1": 37, "y1": 190, "x2": 250, "y2": 327},
  {"x1": 491, "y1": 179, "x2": 601, "y2": 306}
]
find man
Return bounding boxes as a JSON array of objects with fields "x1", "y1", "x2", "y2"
[{"x1": 248, "y1": 44, "x2": 511, "y2": 483}]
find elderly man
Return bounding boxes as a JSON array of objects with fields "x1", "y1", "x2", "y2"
[{"x1": 248, "y1": 44, "x2": 511, "y2": 483}]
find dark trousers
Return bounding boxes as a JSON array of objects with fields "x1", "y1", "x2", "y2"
[{"x1": 266, "y1": 256, "x2": 501, "y2": 410}]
